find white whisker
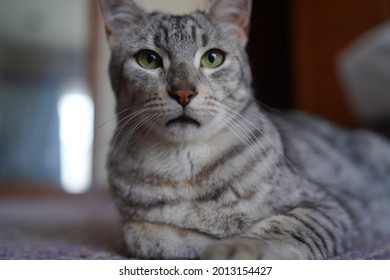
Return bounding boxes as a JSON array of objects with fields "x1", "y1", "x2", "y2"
[
  {"x1": 108, "y1": 105, "x2": 158, "y2": 162},
  {"x1": 220, "y1": 100, "x2": 299, "y2": 173},
  {"x1": 218, "y1": 105, "x2": 278, "y2": 173}
]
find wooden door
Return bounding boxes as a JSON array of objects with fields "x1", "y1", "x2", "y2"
[{"x1": 292, "y1": 0, "x2": 390, "y2": 126}]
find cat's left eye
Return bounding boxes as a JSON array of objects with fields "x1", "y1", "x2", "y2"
[
  {"x1": 201, "y1": 49, "x2": 225, "y2": 69},
  {"x1": 136, "y1": 50, "x2": 163, "y2": 69}
]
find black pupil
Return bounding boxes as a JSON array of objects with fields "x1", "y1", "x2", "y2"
[
  {"x1": 208, "y1": 52, "x2": 217, "y2": 63},
  {"x1": 147, "y1": 52, "x2": 157, "y2": 64}
]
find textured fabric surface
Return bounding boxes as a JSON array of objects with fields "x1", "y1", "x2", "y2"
[
  {"x1": 0, "y1": 192, "x2": 124, "y2": 260},
  {"x1": 1, "y1": 191, "x2": 389, "y2": 260}
]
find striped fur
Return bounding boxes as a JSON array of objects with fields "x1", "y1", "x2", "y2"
[{"x1": 100, "y1": 0, "x2": 390, "y2": 259}]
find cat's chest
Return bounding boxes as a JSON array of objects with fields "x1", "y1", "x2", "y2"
[
  {"x1": 115, "y1": 164, "x2": 275, "y2": 237},
  {"x1": 113, "y1": 139, "x2": 277, "y2": 237},
  {"x1": 128, "y1": 182, "x2": 274, "y2": 237},
  {"x1": 135, "y1": 141, "x2": 226, "y2": 182}
]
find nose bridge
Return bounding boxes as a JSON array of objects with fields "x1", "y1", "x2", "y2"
[
  {"x1": 168, "y1": 61, "x2": 197, "y2": 91},
  {"x1": 167, "y1": 61, "x2": 199, "y2": 107}
]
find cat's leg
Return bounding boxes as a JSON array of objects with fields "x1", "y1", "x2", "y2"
[
  {"x1": 122, "y1": 222, "x2": 216, "y2": 259},
  {"x1": 203, "y1": 204, "x2": 353, "y2": 260}
]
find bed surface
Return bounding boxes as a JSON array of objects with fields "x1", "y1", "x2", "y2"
[{"x1": 1, "y1": 190, "x2": 390, "y2": 260}]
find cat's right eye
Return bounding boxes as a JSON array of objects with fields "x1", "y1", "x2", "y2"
[{"x1": 136, "y1": 50, "x2": 163, "y2": 69}]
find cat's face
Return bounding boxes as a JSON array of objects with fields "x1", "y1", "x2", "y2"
[{"x1": 100, "y1": 0, "x2": 253, "y2": 143}]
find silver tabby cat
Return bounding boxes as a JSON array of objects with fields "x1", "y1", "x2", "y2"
[{"x1": 99, "y1": 0, "x2": 390, "y2": 259}]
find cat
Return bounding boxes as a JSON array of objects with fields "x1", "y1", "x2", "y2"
[{"x1": 99, "y1": 0, "x2": 390, "y2": 259}]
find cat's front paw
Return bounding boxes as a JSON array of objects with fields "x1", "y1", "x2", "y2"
[
  {"x1": 202, "y1": 238, "x2": 305, "y2": 260},
  {"x1": 125, "y1": 234, "x2": 200, "y2": 259},
  {"x1": 202, "y1": 239, "x2": 260, "y2": 260},
  {"x1": 123, "y1": 223, "x2": 199, "y2": 259},
  {"x1": 122, "y1": 222, "x2": 215, "y2": 259}
]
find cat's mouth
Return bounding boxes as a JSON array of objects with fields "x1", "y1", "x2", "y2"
[{"x1": 166, "y1": 115, "x2": 201, "y2": 127}]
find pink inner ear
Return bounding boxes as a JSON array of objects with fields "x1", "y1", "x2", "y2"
[{"x1": 209, "y1": 0, "x2": 252, "y2": 36}]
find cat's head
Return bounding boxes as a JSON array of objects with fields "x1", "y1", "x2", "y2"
[{"x1": 100, "y1": 0, "x2": 253, "y2": 143}]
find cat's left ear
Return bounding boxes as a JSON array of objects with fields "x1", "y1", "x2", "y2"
[
  {"x1": 99, "y1": 0, "x2": 146, "y2": 48},
  {"x1": 207, "y1": 0, "x2": 252, "y2": 46}
]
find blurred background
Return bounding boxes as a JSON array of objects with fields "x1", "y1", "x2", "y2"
[{"x1": 0, "y1": 0, "x2": 389, "y2": 195}]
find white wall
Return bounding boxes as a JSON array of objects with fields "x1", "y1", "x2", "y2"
[
  {"x1": 0, "y1": 0, "x2": 89, "y2": 52},
  {"x1": 135, "y1": 0, "x2": 210, "y2": 14}
]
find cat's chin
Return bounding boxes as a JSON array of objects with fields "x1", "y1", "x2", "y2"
[
  {"x1": 164, "y1": 122, "x2": 203, "y2": 143},
  {"x1": 158, "y1": 114, "x2": 204, "y2": 142}
]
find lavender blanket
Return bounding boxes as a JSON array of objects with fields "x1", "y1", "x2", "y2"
[{"x1": 1, "y1": 192, "x2": 389, "y2": 260}]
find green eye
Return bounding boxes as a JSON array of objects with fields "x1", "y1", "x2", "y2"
[
  {"x1": 136, "y1": 50, "x2": 163, "y2": 69},
  {"x1": 201, "y1": 49, "x2": 225, "y2": 68}
]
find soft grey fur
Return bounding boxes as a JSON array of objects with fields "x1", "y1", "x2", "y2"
[{"x1": 99, "y1": 0, "x2": 390, "y2": 259}]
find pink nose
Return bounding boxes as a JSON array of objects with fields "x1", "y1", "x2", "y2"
[{"x1": 170, "y1": 89, "x2": 197, "y2": 107}]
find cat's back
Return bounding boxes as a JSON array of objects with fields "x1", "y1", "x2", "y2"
[
  {"x1": 270, "y1": 110, "x2": 390, "y2": 190},
  {"x1": 269, "y1": 110, "x2": 390, "y2": 238}
]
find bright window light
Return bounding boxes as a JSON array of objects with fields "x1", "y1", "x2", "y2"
[{"x1": 58, "y1": 88, "x2": 94, "y2": 194}]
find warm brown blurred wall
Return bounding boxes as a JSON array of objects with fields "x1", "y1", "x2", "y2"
[{"x1": 292, "y1": 0, "x2": 390, "y2": 126}]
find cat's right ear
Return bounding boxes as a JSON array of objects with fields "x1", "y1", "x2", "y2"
[
  {"x1": 99, "y1": 0, "x2": 146, "y2": 48},
  {"x1": 207, "y1": 0, "x2": 252, "y2": 47}
]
